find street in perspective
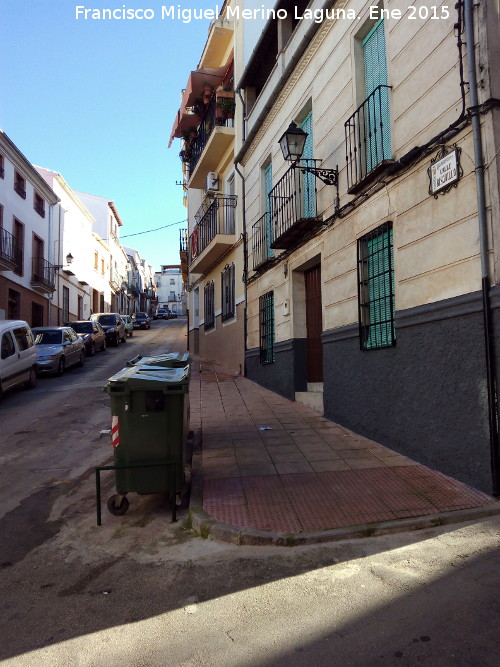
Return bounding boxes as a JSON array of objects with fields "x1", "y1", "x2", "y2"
[{"x1": 0, "y1": 316, "x2": 499, "y2": 666}]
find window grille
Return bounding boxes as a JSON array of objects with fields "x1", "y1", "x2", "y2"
[
  {"x1": 221, "y1": 263, "x2": 235, "y2": 322},
  {"x1": 204, "y1": 281, "x2": 215, "y2": 331},
  {"x1": 358, "y1": 222, "x2": 395, "y2": 349},
  {"x1": 259, "y1": 291, "x2": 274, "y2": 364}
]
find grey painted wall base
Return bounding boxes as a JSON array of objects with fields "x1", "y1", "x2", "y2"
[
  {"x1": 246, "y1": 338, "x2": 307, "y2": 400},
  {"x1": 246, "y1": 290, "x2": 498, "y2": 494}
]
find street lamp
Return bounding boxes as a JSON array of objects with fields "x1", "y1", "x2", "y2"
[
  {"x1": 54, "y1": 252, "x2": 74, "y2": 271},
  {"x1": 278, "y1": 121, "x2": 339, "y2": 186}
]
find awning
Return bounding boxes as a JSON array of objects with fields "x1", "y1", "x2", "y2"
[{"x1": 168, "y1": 66, "x2": 228, "y2": 147}]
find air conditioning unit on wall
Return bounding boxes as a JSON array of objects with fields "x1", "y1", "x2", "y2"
[{"x1": 206, "y1": 172, "x2": 219, "y2": 193}]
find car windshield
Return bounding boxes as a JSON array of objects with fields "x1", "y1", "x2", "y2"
[
  {"x1": 97, "y1": 315, "x2": 116, "y2": 326},
  {"x1": 35, "y1": 331, "x2": 62, "y2": 345},
  {"x1": 72, "y1": 322, "x2": 93, "y2": 333}
]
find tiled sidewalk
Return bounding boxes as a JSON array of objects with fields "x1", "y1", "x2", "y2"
[{"x1": 188, "y1": 360, "x2": 498, "y2": 542}]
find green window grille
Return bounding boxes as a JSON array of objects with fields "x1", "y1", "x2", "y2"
[
  {"x1": 300, "y1": 112, "x2": 315, "y2": 218},
  {"x1": 264, "y1": 162, "x2": 274, "y2": 258},
  {"x1": 221, "y1": 263, "x2": 235, "y2": 322},
  {"x1": 363, "y1": 19, "x2": 391, "y2": 172},
  {"x1": 358, "y1": 222, "x2": 395, "y2": 349},
  {"x1": 204, "y1": 281, "x2": 215, "y2": 331},
  {"x1": 259, "y1": 291, "x2": 275, "y2": 364}
]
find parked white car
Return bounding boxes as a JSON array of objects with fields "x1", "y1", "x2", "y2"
[{"x1": 0, "y1": 320, "x2": 38, "y2": 397}]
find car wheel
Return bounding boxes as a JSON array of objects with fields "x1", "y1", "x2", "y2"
[
  {"x1": 107, "y1": 495, "x2": 129, "y2": 516},
  {"x1": 113, "y1": 334, "x2": 119, "y2": 347},
  {"x1": 129, "y1": 331, "x2": 133, "y2": 337},
  {"x1": 57, "y1": 358, "x2": 65, "y2": 376},
  {"x1": 24, "y1": 366, "x2": 38, "y2": 390},
  {"x1": 121, "y1": 334, "x2": 126, "y2": 343},
  {"x1": 78, "y1": 351, "x2": 85, "y2": 367},
  {"x1": 89, "y1": 342, "x2": 96, "y2": 357},
  {"x1": 101, "y1": 339, "x2": 107, "y2": 352}
]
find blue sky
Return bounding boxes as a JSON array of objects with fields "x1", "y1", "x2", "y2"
[{"x1": 0, "y1": 0, "x2": 212, "y2": 271}]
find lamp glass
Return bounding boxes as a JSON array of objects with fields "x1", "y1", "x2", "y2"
[
  {"x1": 66, "y1": 253, "x2": 74, "y2": 265},
  {"x1": 279, "y1": 122, "x2": 308, "y2": 162}
]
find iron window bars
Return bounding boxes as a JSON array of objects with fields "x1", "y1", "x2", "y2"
[
  {"x1": 221, "y1": 263, "x2": 235, "y2": 322},
  {"x1": 259, "y1": 291, "x2": 275, "y2": 364},
  {"x1": 204, "y1": 280, "x2": 215, "y2": 331},
  {"x1": 357, "y1": 222, "x2": 395, "y2": 350}
]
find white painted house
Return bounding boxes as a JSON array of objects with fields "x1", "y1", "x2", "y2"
[{"x1": 0, "y1": 131, "x2": 59, "y2": 326}]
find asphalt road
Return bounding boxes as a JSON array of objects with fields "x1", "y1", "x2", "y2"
[{"x1": 0, "y1": 317, "x2": 499, "y2": 666}]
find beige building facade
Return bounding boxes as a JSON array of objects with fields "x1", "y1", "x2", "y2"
[
  {"x1": 237, "y1": 0, "x2": 500, "y2": 493},
  {"x1": 172, "y1": 0, "x2": 245, "y2": 374}
]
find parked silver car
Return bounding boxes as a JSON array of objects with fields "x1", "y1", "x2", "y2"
[{"x1": 33, "y1": 326, "x2": 86, "y2": 376}]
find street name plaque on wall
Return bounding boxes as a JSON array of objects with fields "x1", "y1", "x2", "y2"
[{"x1": 428, "y1": 145, "x2": 463, "y2": 197}]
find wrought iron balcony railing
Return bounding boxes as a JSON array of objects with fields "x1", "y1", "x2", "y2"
[
  {"x1": 268, "y1": 159, "x2": 321, "y2": 250},
  {"x1": 189, "y1": 194, "x2": 237, "y2": 264},
  {"x1": 0, "y1": 227, "x2": 21, "y2": 270},
  {"x1": 179, "y1": 228, "x2": 188, "y2": 252},
  {"x1": 31, "y1": 257, "x2": 56, "y2": 291},
  {"x1": 345, "y1": 84, "x2": 392, "y2": 192},
  {"x1": 252, "y1": 212, "x2": 273, "y2": 270},
  {"x1": 181, "y1": 95, "x2": 234, "y2": 176}
]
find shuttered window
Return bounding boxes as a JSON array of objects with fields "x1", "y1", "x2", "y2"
[
  {"x1": 363, "y1": 18, "x2": 391, "y2": 171},
  {"x1": 204, "y1": 281, "x2": 215, "y2": 331},
  {"x1": 300, "y1": 112, "x2": 315, "y2": 218},
  {"x1": 358, "y1": 222, "x2": 395, "y2": 349},
  {"x1": 221, "y1": 263, "x2": 235, "y2": 322},
  {"x1": 259, "y1": 291, "x2": 275, "y2": 364}
]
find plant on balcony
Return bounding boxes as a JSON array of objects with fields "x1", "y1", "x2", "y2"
[
  {"x1": 179, "y1": 145, "x2": 192, "y2": 163},
  {"x1": 202, "y1": 83, "x2": 214, "y2": 104},
  {"x1": 217, "y1": 97, "x2": 235, "y2": 119}
]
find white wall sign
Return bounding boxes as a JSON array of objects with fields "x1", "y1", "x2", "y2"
[{"x1": 428, "y1": 147, "x2": 462, "y2": 197}]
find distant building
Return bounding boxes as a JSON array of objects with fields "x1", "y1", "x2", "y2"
[
  {"x1": 75, "y1": 191, "x2": 129, "y2": 314},
  {"x1": 155, "y1": 265, "x2": 185, "y2": 314}
]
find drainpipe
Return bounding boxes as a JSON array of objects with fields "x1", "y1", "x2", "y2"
[
  {"x1": 464, "y1": 0, "x2": 500, "y2": 496},
  {"x1": 234, "y1": 161, "x2": 248, "y2": 376}
]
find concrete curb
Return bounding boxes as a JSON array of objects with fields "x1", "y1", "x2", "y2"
[{"x1": 188, "y1": 428, "x2": 500, "y2": 546}]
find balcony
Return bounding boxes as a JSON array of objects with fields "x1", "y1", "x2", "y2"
[
  {"x1": 0, "y1": 228, "x2": 22, "y2": 272},
  {"x1": 109, "y1": 271, "x2": 121, "y2": 292},
  {"x1": 268, "y1": 159, "x2": 323, "y2": 250},
  {"x1": 189, "y1": 194, "x2": 237, "y2": 274},
  {"x1": 179, "y1": 228, "x2": 188, "y2": 283},
  {"x1": 202, "y1": 18, "x2": 233, "y2": 68},
  {"x1": 31, "y1": 257, "x2": 56, "y2": 293},
  {"x1": 183, "y1": 95, "x2": 235, "y2": 188},
  {"x1": 345, "y1": 84, "x2": 393, "y2": 193},
  {"x1": 252, "y1": 212, "x2": 274, "y2": 271}
]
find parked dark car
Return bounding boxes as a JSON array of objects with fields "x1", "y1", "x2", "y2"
[
  {"x1": 132, "y1": 312, "x2": 151, "y2": 329},
  {"x1": 33, "y1": 326, "x2": 86, "y2": 375},
  {"x1": 169, "y1": 311, "x2": 178, "y2": 319},
  {"x1": 66, "y1": 320, "x2": 106, "y2": 356},
  {"x1": 90, "y1": 313, "x2": 126, "y2": 346},
  {"x1": 156, "y1": 308, "x2": 170, "y2": 320}
]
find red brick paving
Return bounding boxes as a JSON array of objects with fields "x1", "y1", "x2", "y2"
[{"x1": 190, "y1": 360, "x2": 496, "y2": 535}]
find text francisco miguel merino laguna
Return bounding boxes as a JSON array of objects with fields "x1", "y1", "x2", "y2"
[{"x1": 75, "y1": 4, "x2": 363, "y2": 22}]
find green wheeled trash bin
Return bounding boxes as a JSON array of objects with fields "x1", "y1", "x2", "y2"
[
  {"x1": 102, "y1": 364, "x2": 190, "y2": 516},
  {"x1": 126, "y1": 352, "x2": 190, "y2": 370}
]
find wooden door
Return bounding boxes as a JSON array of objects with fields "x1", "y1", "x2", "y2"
[{"x1": 305, "y1": 265, "x2": 323, "y2": 382}]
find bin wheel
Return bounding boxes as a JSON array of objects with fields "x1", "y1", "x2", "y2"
[{"x1": 107, "y1": 495, "x2": 129, "y2": 516}]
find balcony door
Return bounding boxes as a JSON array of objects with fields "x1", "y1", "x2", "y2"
[
  {"x1": 363, "y1": 18, "x2": 391, "y2": 172},
  {"x1": 32, "y1": 235, "x2": 44, "y2": 280},
  {"x1": 304, "y1": 264, "x2": 323, "y2": 382}
]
